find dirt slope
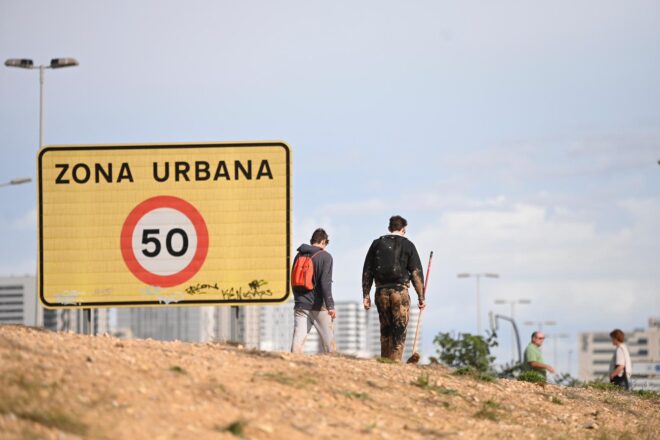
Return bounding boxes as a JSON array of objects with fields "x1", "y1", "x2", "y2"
[{"x1": 0, "y1": 325, "x2": 658, "y2": 439}]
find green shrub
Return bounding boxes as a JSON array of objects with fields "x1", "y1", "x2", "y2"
[
  {"x1": 553, "y1": 372, "x2": 582, "y2": 387},
  {"x1": 517, "y1": 370, "x2": 547, "y2": 384},
  {"x1": 169, "y1": 365, "x2": 186, "y2": 374},
  {"x1": 583, "y1": 379, "x2": 619, "y2": 392},
  {"x1": 217, "y1": 419, "x2": 247, "y2": 437},
  {"x1": 474, "y1": 401, "x2": 501, "y2": 421},
  {"x1": 453, "y1": 366, "x2": 496, "y2": 382},
  {"x1": 341, "y1": 390, "x2": 369, "y2": 400},
  {"x1": 433, "y1": 331, "x2": 497, "y2": 373},
  {"x1": 632, "y1": 389, "x2": 660, "y2": 401},
  {"x1": 412, "y1": 373, "x2": 459, "y2": 394}
]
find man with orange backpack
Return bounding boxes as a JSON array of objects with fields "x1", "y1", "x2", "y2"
[{"x1": 290, "y1": 228, "x2": 337, "y2": 353}]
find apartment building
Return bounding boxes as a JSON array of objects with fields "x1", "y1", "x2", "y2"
[
  {"x1": 0, "y1": 275, "x2": 37, "y2": 326},
  {"x1": 578, "y1": 317, "x2": 660, "y2": 390}
]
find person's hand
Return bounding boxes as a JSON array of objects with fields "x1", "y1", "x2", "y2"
[
  {"x1": 363, "y1": 297, "x2": 371, "y2": 311},
  {"x1": 419, "y1": 300, "x2": 426, "y2": 310},
  {"x1": 328, "y1": 309, "x2": 337, "y2": 320},
  {"x1": 547, "y1": 365, "x2": 556, "y2": 374}
]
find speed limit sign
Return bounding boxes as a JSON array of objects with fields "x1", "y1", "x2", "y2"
[
  {"x1": 120, "y1": 196, "x2": 209, "y2": 288},
  {"x1": 38, "y1": 141, "x2": 291, "y2": 308}
]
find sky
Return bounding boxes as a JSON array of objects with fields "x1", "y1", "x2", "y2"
[{"x1": 1, "y1": 0, "x2": 659, "y2": 375}]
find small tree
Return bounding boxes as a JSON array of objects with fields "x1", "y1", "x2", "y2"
[{"x1": 433, "y1": 331, "x2": 497, "y2": 372}]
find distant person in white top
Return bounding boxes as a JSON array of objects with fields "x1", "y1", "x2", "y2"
[{"x1": 608, "y1": 329, "x2": 632, "y2": 390}]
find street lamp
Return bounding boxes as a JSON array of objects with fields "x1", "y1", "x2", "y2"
[
  {"x1": 495, "y1": 298, "x2": 531, "y2": 362},
  {"x1": 0, "y1": 177, "x2": 32, "y2": 188},
  {"x1": 5, "y1": 57, "x2": 78, "y2": 328},
  {"x1": 524, "y1": 320, "x2": 556, "y2": 331},
  {"x1": 5, "y1": 57, "x2": 79, "y2": 147},
  {"x1": 457, "y1": 273, "x2": 500, "y2": 334}
]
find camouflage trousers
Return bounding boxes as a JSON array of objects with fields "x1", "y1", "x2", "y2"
[{"x1": 375, "y1": 287, "x2": 411, "y2": 361}]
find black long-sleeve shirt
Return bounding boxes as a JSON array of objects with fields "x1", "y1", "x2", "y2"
[{"x1": 362, "y1": 235, "x2": 425, "y2": 301}]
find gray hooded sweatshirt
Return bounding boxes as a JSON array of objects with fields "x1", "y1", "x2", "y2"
[{"x1": 292, "y1": 243, "x2": 334, "y2": 311}]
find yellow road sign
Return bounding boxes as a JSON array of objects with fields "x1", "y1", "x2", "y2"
[{"x1": 38, "y1": 141, "x2": 291, "y2": 308}]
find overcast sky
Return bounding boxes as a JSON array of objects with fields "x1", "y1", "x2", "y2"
[{"x1": 1, "y1": 1, "x2": 658, "y2": 374}]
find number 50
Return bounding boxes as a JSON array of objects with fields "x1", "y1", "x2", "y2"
[{"x1": 141, "y1": 228, "x2": 189, "y2": 257}]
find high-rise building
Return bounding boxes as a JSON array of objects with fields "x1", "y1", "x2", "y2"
[
  {"x1": 334, "y1": 301, "x2": 368, "y2": 357},
  {"x1": 259, "y1": 301, "x2": 294, "y2": 352},
  {"x1": 116, "y1": 307, "x2": 215, "y2": 342},
  {"x1": 0, "y1": 274, "x2": 110, "y2": 333},
  {"x1": 214, "y1": 305, "x2": 269, "y2": 349},
  {"x1": 0, "y1": 275, "x2": 38, "y2": 326},
  {"x1": 43, "y1": 309, "x2": 111, "y2": 334},
  {"x1": 578, "y1": 317, "x2": 660, "y2": 390}
]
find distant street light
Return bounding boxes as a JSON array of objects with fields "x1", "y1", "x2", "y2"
[
  {"x1": 5, "y1": 57, "x2": 79, "y2": 147},
  {"x1": 524, "y1": 320, "x2": 556, "y2": 331},
  {"x1": 0, "y1": 177, "x2": 32, "y2": 188},
  {"x1": 495, "y1": 298, "x2": 531, "y2": 362},
  {"x1": 457, "y1": 273, "x2": 500, "y2": 334},
  {"x1": 5, "y1": 57, "x2": 78, "y2": 328}
]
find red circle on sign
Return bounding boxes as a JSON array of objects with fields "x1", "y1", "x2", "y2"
[{"x1": 120, "y1": 196, "x2": 209, "y2": 287}]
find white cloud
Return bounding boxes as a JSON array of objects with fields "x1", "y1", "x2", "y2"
[
  {"x1": 0, "y1": 207, "x2": 37, "y2": 232},
  {"x1": 12, "y1": 207, "x2": 37, "y2": 231},
  {"x1": 305, "y1": 192, "x2": 659, "y2": 368}
]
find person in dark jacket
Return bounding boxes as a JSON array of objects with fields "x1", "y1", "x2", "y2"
[
  {"x1": 362, "y1": 215, "x2": 425, "y2": 361},
  {"x1": 291, "y1": 228, "x2": 336, "y2": 353}
]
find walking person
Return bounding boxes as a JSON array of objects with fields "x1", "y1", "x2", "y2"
[
  {"x1": 290, "y1": 228, "x2": 337, "y2": 353},
  {"x1": 362, "y1": 215, "x2": 426, "y2": 362},
  {"x1": 524, "y1": 331, "x2": 556, "y2": 376},
  {"x1": 609, "y1": 329, "x2": 632, "y2": 390}
]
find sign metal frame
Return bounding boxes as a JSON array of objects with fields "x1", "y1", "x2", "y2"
[{"x1": 37, "y1": 141, "x2": 291, "y2": 308}]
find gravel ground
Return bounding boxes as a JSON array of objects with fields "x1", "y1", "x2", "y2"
[{"x1": 0, "y1": 324, "x2": 658, "y2": 439}]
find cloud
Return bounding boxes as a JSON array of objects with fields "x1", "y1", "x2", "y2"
[
  {"x1": 0, "y1": 207, "x2": 37, "y2": 232},
  {"x1": 12, "y1": 207, "x2": 37, "y2": 231},
  {"x1": 309, "y1": 191, "x2": 659, "y2": 370}
]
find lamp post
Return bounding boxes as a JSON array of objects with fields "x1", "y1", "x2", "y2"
[
  {"x1": 524, "y1": 320, "x2": 557, "y2": 331},
  {"x1": 0, "y1": 177, "x2": 32, "y2": 188},
  {"x1": 495, "y1": 298, "x2": 531, "y2": 362},
  {"x1": 457, "y1": 273, "x2": 499, "y2": 334},
  {"x1": 5, "y1": 57, "x2": 79, "y2": 328},
  {"x1": 5, "y1": 57, "x2": 79, "y2": 148}
]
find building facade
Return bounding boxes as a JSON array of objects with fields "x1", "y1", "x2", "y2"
[
  {"x1": 334, "y1": 301, "x2": 368, "y2": 357},
  {"x1": 0, "y1": 275, "x2": 38, "y2": 326},
  {"x1": 43, "y1": 309, "x2": 111, "y2": 334},
  {"x1": 116, "y1": 307, "x2": 215, "y2": 342},
  {"x1": 258, "y1": 301, "x2": 294, "y2": 352},
  {"x1": 578, "y1": 317, "x2": 660, "y2": 390}
]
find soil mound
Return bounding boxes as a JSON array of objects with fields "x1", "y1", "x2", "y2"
[{"x1": 0, "y1": 325, "x2": 657, "y2": 439}]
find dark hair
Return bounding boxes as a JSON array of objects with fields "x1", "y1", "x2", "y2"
[
  {"x1": 609, "y1": 329, "x2": 625, "y2": 343},
  {"x1": 388, "y1": 215, "x2": 408, "y2": 232},
  {"x1": 310, "y1": 228, "x2": 329, "y2": 245},
  {"x1": 531, "y1": 331, "x2": 539, "y2": 341}
]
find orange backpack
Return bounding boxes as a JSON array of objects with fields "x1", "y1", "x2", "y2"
[{"x1": 291, "y1": 250, "x2": 323, "y2": 291}]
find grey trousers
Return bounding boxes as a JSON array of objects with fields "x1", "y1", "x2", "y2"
[{"x1": 291, "y1": 309, "x2": 336, "y2": 353}]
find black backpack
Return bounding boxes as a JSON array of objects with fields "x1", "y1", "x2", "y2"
[{"x1": 373, "y1": 235, "x2": 404, "y2": 284}]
